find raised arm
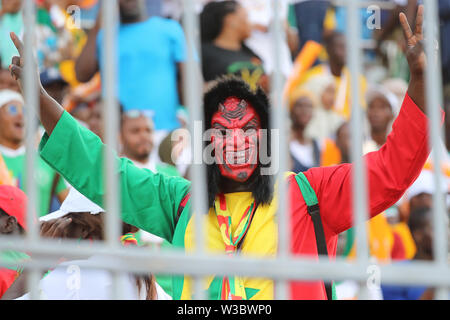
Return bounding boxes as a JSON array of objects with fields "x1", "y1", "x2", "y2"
[
  {"x1": 9, "y1": 32, "x2": 64, "y2": 135},
  {"x1": 8, "y1": 33, "x2": 190, "y2": 242},
  {"x1": 304, "y1": 5, "x2": 436, "y2": 234},
  {"x1": 74, "y1": 16, "x2": 101, "y2": 83}
]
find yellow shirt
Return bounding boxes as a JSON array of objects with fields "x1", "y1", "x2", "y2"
[{"x1": 182, "y1": 192, "x2": 278, "y2": 300}]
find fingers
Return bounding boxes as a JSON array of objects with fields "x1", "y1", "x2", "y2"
[
  {"x1": 9, "y1": 64, "x2": 22, "y2": 81},
  {"x1": 10, "y1": 32, "x2": 24, "y2": 57},
  {"x1": 414, "y1": 4, "x2": 424, "y2": 39},
  {"x1": 399, "y1": 12, "x2": 413, "y2": 43}
]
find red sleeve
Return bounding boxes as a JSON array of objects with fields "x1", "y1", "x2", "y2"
[
  {"x1": 0, "y1": 268, "x2": 19, "y2": 298},
  {"x1": 391, "y1": 231, "x2": 407, "y2": 261},
  {"x1": 304, "y1": 93, "x2": 438, "y2": 234}
]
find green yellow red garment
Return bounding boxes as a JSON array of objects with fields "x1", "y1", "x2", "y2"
[{"x1": 39, "y1": 93, "x2": 435, "y2": 299}]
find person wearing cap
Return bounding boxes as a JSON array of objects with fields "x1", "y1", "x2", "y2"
[
  {"x1": 0, "y1": 89, "x2": 69, "y2": 217},
  {"x1": 6, "y1": 187, "x2": 172, "y2": 300},
  {"x1": 0, "y1": 185, "x2": 29, "y2": 299},
  {"x1": 9, "y1": 7, "x2": 441, "y2": 300}
]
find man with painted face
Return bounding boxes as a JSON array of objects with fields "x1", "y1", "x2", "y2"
[{"x1": 8, "y1": 6, "x2": 439, "y2": 300}]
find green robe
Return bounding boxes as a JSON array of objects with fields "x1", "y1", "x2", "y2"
[{"x1": 39, "y1": 111, "x2": 192, "y2": 299}]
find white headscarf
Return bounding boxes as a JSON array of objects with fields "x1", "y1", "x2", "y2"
[{"x1": 0, "y1": 89, "x2": 24, "y2": 108}]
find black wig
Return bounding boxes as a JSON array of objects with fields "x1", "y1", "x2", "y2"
[{"x1": 203, "y1": 76, "x2": 274, "y2": 208}]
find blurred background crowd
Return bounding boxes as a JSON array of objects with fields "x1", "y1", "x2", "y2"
[{"x1": 0, "y1": 0, "x2": 450, "y2": 300}]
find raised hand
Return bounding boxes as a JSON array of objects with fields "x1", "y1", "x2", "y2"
[
  {"x1": 399, "y1": 5, "x2": 427, "y2": 112},
  {"x1": 8, "y1": 31, "x2": 64, "y2": 135},
  {"x1": 399, "y1": 4, "x2": 425, "y2": 78}
]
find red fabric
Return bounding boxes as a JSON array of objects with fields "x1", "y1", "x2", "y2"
[
  {"x1": 288, "y1": 93, "x2": 437, "y2": 299},
  {"x1": 391, "y1": 231, "x2": 407, "y2": 261},
  {"x1": 0, "y1": 185, "x2": 27, "y2": 230},
  {"x1": 0, "y1": 268, "x2": 18, "y2": 299}
]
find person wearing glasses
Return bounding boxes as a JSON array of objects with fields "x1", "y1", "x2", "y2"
[{"x1": 0, "y1": 89, "x2": 69, "y2": 217}]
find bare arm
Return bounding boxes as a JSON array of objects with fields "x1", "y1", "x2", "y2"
[{"x1": 74, "y1": 19, "x2": 101, "y2": 83}]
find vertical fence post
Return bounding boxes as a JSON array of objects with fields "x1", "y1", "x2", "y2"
[
  {"x1": 101, "y1": 0, "x2": 122, "y2": 300},
  {"x1": 271, "y1": 0, "x2": 290, "y2": 300},
  {"x1": 346, "y1": 0, "x2": 370, "y2": 299},
  {"x1": 423, "y1": 0, "x2": 448, "y2": 301},
  {"x1": 182, "y1": 0, "x2": 208, "y2": 300},
  {"x1": 23, "y1": 0, "x2": 41, "y2": 300}
]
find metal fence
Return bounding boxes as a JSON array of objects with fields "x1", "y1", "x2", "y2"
[{"x1": 0, "y1": 0, "x2": 448, "y2": 300}]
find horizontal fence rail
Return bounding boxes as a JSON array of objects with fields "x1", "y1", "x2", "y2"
[{"x1": 0, "y1": 0, "x2": 447, "y2": 301}]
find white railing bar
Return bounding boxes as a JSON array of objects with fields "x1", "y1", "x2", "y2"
[
  {"x1": 270, "y1": 0, "x2": 290, "y2": 301},
  {"x1": 182, "y1": 0, "x2": 208, "y2": 300},
  {"x1": 424, "y1": 0, "x2": 448, "y2": 300},
  {"x1": 2, "y1": 251, "x2": 450, "y2": 287},
  {"x1": 101, "y1": 0, "x2": 122, "y2": 300},
  {"x1": 23, "y1": 0, "x2": 40, "y2": 300},
  {"x1": 346, "y1": 0, "x2": 371, "y2": 299}
]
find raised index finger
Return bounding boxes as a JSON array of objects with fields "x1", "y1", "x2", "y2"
[{"x1": 10, "y1": 32, "x2": 24, "y2": 57}]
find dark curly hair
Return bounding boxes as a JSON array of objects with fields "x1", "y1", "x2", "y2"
[
  {"x1": 200, "y1": 0, "x2": 240, "y2": 43},
  {"x1": 203, "y1": 76, "x2": 274, "y2": 208}
]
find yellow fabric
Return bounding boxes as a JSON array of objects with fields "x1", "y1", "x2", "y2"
[
  {"x1": 284, "y1": 40, "x2": 323, "y2": 99},
  {"x1": 392, "y1": 222, "x2": 417, "y2": 260},
  {"x1": 348, "y1": 214, "x2": 394, "y2": 263},
  {"x1": 320, "y1": 138, "x2": 342, "y2": 167},
  {"x1": 323, "y1": 7, "x2": 337, "y2": 32},
  {"x1": 295, "y1": 65, "x2": 367, "y2": 120},
  {"x1": 0, "y1": 154, "x2": 13, "y2": 186},
  {"x1": 182, "y1": 192, "x2": 278, "y2": 300}
]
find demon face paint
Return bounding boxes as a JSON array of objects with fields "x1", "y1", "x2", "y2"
[{"x1": 211, "y1": 97, "x2": 261, "y2": 182}]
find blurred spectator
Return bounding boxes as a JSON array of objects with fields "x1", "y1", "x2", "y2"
[
  {"x1": 292, "y1": 31, "x2": 367, "y2": 120},
  {"x1": 303, "y1": 74, "x2": 344, "y2": 141},
  {"x1": 200, "y1": 1, "x2": 267, "y2": 91},
  {"x1": 363, "y1": 85, "x2": 399, "y2": 153},
  {"x1": 440, "y1": 0, "x2": 450, "y2": 87},
  {"x1": 75, "y1": 0, "x2": 186, "y2": 147},
  {"x1": 407, "y1": 170, "x2": 448, "y2": 214},
  {"x1": 238, "y1": 0, "x2": 295, "y2": 79},
  {"x1": 291, "y1": 0, "x2": 329, "y2": 52},
  {"x1": 120, "y1": 110, "x2": 180, "y2": 177},
  {"x1": 381, "y1": 206, "x2": 435, "y2": 300},
  {"x1": 0, "y1": 185, "x2": 28, "y2": 299},
  {"x1": 40, "y1": 68, "x2": 69, "y2": 105},
  {"x1": 289, "y1": 89, "x2": 321, "y2": 172},
  {"x1": 6, "y1": 187, "x2": 172, "y2": 300},
  {"x1": 0, "y1": 90, "x2": 69, "y2": 217},
  {"x1": 0, "y1": 68, "x2": 20, "y2": 92},
  {"x1": 146, "y1": 0, "x2": 162, "y2": 16},
  {"x1": 0, "y1": 0, "x2": 23, "y2": 69},
  {"x1": 35, "y1": 0, "x2": 87, "y2": 80}
]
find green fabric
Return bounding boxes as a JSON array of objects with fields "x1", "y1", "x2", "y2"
[
  {"x1": 0, "y1": 250, "x2": 30, "y2": 272},
  {"x1": 36, "y1": 7, "x2": 57, "y2": 33},
  {"x1": 1, "y1": 152, "x2": 68, "y2": 217},
  {"x1": 342, "y1": 227, "x2": 355, "y2": 257},
  {"x1": 0, "y1": 11, "x2": 23, "y2": 68},
  {"x1": 287, "y1": 4, "x2": 297, "y2": 28},
  {"x1": 294, "y1": 173, "x2": 319, "y2": 206},
  {"x1": 155, "y1": 163, "x2": 180, "y2": 178},
  {"x1": 39, "y1": 111, "x2": 191, "y2": 243},
  {"x1": 39, "y1": 111, "x2": 192, "y2": 300}
]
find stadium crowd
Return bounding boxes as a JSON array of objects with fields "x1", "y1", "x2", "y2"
[{"x1": 0, "y1": 0, "x2": 449, "y2": 300}]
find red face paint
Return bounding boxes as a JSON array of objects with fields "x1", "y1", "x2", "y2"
[{"x1": 211, "y1": 97, "x2": 261, "y2": 182}]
